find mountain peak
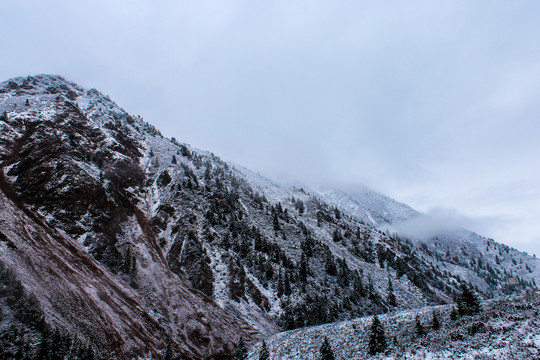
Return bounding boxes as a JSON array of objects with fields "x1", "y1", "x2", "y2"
[{"x1": 0, "y1": 74, "x2": 537, "y2": 359}]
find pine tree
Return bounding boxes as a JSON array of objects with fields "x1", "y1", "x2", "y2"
[
  {"x1": 273, "y1": 212, "x2": 280, "y2": 232},
  {"x1": 352, "y1": 272, "x2": 366, "y2": 299},
  {"x1": 36, "y1": 330, "x2": 50, "y2": 360},
  {"x1": 49, "y1": 329, "x2": 64, "y2": 360},
  {"x1": 431, "y1": 311, "x2": 440, "y2": 330},
  {"x1": 319, "y1": 336, "x2": 335, "y2": 360},
  {"x1": 334, "y1": 207, "x2": 341, "y2": 220},
  {"x1": 367, "y1": 278, "x2": 375, "y2": 299},
  {"x1": 450, "y1": 306, "x2": 458, "y2": 321},
  {"x1": 368, "y1": 315, "x2": 387, "y2": 355},
  {"x1": 282, "y1": 302, "x2": 296, "y2": 330},
  {"x1": 299, "y1": 252, "x2": 308, "y2": 283},
  {"x1": 332, "y1": 228, "x2": 342, "y2": 242},
  {"x1": 456, "y1": 284, "x2": 481, "y2": 316},
  {"x1": 277, "y1": 270, "x2": 284, "y2": 297},
  {"x1": 79, "y1": 345, "x2": 95, "y2": 360},
  {"x1": 164, "y1": 343, "x2": 173, "y2": 360},
  {"x1": 295, "y1": 199, "x2": 305, "y2": 214},
  {"x1": 235, "y1": 338, "x2": 248, "y2": 360},
  {"x1": 284, "y1": 270, "x2": 292, "y2": 296},
  {"x1": 259, "y1": 340, "x2": 270, "y2": 360},
  {"x1": 325, "y1": 253, "x2": 337, "y2": 276},
  {"x1": 387, "y1": 277, "x2": 397, "y2": 306},
  {"x1": 121, "y1": 248, "x2": 133, "y2": 274},
  {"x1": 414, "y1": 315, "x2": 425, "y2": 338},
  {"x1": 337, "y1": 258, "x2": 349, "y2": 288}
]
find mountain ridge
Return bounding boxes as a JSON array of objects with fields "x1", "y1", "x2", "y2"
[{"x1": 0, "y1": 74, "x2": 537, "y2": 358}]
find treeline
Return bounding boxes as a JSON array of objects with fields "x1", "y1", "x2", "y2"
[
  {"x1": 0, "y1": 262, "x2": 96, "y2": 359},
  {"x1": 234, "y1": 283, "x2": 482, "y2": 359}
]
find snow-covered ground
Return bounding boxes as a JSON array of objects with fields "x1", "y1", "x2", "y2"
[{"x1": 247, "y1": 293, "x2": 540, "y2": 360}]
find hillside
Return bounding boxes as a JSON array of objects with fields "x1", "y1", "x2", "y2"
[
  {"x1": 318, "y1": 186, "x2": 540, "y2": 296},
  {"x1": 246, "y1": 292, "x2": 540, "y2": 359},
  {"x1": 0, "y1": 74, "x2": 538, "y2": 358}
]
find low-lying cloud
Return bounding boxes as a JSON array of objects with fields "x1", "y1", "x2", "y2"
[
  {"x1": 0, "y1": 1, "x2": 539, "y2": 255},
  {"x1": 389, "y1": 207, "x2": 508, "y2": 241}
]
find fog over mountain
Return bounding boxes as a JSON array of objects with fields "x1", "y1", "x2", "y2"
[
  {"x1": 2, "y1": 1, "x2": 539, "y2": 256},
  {"x1": 0, "y1": 74, "x2": 537, "y2": 358}
]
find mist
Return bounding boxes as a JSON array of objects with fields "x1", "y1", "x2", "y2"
[{"x1": 1, "y1": 1, "x2": 539, "y2": 255}]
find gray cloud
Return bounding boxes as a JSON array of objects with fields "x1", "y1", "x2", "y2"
[
  {"x1": 386, "y1": 207, "x2": 508, "y2": 241},
  {"x1": 1, "y1": 1, "x2": 539, "y2": 255}
]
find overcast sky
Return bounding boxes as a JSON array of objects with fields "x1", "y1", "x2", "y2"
[{"x1": 1, "y1": 1, "x2": 539, "y2": 256}]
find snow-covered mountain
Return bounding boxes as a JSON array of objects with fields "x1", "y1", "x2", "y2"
[
  {"x1": 316, "y1": 186, "x2": 418, "y2": 228},
  {"x1": 317, "y1": 186, "x2": 540, "y2": 294},
  {"x1": 0, "y1": 74, "x2": 538, "y2": 359}
]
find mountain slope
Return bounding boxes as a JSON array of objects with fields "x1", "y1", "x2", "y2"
[
  {"x1": 318, "y1": 186, "x2": 540, "y2": 295},
  {"x1": 0, "y1": 74, "x2": 538, "y2": 358},
  {"x1": 246, "y1": 292, "x2": 540, "y2": 359},
  {"x1": 316, "y1": 186, "x2": 418, "y2": 227},
  {"x1": 0, "y1": 75, "x2": 259, "y2": 359}
]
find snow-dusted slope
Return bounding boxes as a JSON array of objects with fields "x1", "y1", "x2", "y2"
[
  {"x1": 316, "y1": 186, "x2": 418, "y2": 228},
  {"x1": 0, "y1": 75, "x2": 259, "y2": 359},
  {"x1": 317, "y1": 185, "x2": 540, "y2": 294},
  {"x1": 247, "y1": 293, "x2": 540, "y2": 359},
  {"x1": 0, "y1": 74, "x2": 538, "y2": 358},
  {"x1": 0, "y1": 183, "x2": 169, "y2": 358}
]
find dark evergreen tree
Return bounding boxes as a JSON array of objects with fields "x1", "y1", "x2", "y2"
[
  {"x1": 334, "y1": 207, "x2": 341, "y2": 220},
  {"x1": 276, "y1": 202, "x2": 283, "y2": 215},
  {"x1": 332, "y1": 228, "x2": 342, "y2": 242},
  {"x1": 283, "y1": 270, "x2": 292, "y2": 296},
  {"x1": 431, "y1": 311, "x2": 440, "y2": 330},
  {"x1": 337, "y1": 258, "x2": 349, "y2": 287},
  {"x1": 282, "y1": 302, "x2": 296, "y2": 330},
  {"x1": 450, "y1": 306, "x2": 458, "y2": 321},
  {"x1": 273, "y1": 212, "x2": 280, "y2": 232},
  {"x1": 456, "y1": 284, "x2": 481, "y2": 316},
  {"x1": 277, "y1": 270, "x2": 284, "y2": 297},
  {"x1": 299, "y1": 252, "x2": 309, "y2": 283},
  {"x1": 368, "y1": 315, "x2": 387, "y2": 355},
  {"x1": 414, "y1": 315, "x2": 425, "y2": 338},
  {"x1": 229, "y1": 261, "x2": 246, "y2": 301},
  {"x1": 319, "y1": 336, "x2": 335, "y2": 360},
  {"x1": 164, "y1": 343, "x2": 173, "y2": 360},
  {"x1": 325, "y1": 253, "x2": 337, "y2": 276},
  {"x1": 295, "y1": 199, "x2": 305, "y2": 214},
  {"x1": 36, "y1": 330, "x2": 50, "y2": 360},
  {"x1": 121, "y1": 248, "x2": 133, "y2": 274},
  {"x1": 387, "y1": 277, "x2": 396, "y2": 306},
  {"x1": 367, "y1": 278, "x2": 375, "y2": 299},
  {"x1": 234, "y1": 338, "x2": 248, "y2": 360},
  {"x1": 79, "y1": 346, "x2": 95, "y2": 360},
  {"x1": 259, "y1": 340, "x2": 270, "y2": 360},
  {"x1": 180, "y1": 144, "x2": 191, "y2": 158}
]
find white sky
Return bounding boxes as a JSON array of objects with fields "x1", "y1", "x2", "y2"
[{"x1": 1, "y1": 1, "x2": 539, "y2": 256}]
